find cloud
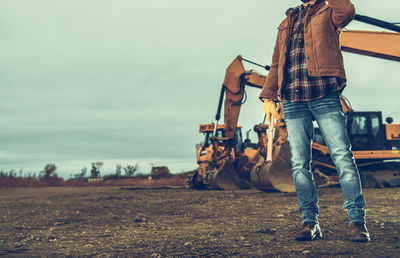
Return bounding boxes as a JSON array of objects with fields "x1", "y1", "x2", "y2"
[{"x1": 0, "y1": 0, "x2": 399, "y2": 177}]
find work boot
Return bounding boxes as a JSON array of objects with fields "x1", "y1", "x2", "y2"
[
  {"x1": 295, "y1": 222, "x2": 322, "y2": 241},
  {"x1": 349, "y1": 222, "x2": 370, "y2": 242}
]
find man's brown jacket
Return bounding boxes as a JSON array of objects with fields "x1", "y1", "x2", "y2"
[{"x1": 259, "y1": 0, "x2": 355, "y2": 101}]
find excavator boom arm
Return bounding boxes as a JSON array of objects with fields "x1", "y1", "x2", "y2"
[
  {"x1": 341, "y1": 14, "x2": 400, "y2": 61},
  {"x1": 341, "y1": 30, "x2": 400, "y2": 62},
  {"x1": 215, "y1": 56, "x2": 268, "y2": 140}
]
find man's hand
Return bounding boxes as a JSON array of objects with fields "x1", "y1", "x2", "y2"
[{"x1": 263, "y1": 99, "x2": 279, "y2": 123}]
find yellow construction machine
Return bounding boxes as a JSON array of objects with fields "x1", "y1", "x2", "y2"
[
  {"x1": 312, "y1": 14, "x2": 400, "y2": 187},
  {"x1": 188, "y1": 56, "x2": 296, "y2": 192},
  {"x1": 189, "y1": 13, "x2": 400, "y2": 191}
]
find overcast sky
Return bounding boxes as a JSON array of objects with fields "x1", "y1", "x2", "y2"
[{"x1": 0, "y1": 0, "x2": 399, "y2": 178}]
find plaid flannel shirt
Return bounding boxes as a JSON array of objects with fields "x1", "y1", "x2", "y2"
[{"x1": 282, "y1": 5, "x2": 346, "y2": 102}]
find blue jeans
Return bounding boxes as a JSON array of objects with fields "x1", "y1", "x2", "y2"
[{"x1": 283, "y1": 92, "x2": 366, "y2": 225}]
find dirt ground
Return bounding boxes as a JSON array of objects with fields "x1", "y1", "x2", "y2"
[{"x1": 0, "y1": 186, "x2": 399, "y2": 257}]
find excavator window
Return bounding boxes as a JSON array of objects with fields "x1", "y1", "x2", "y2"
[
  {"x1": 371, "y1": 115, "x2": 380, "y2": 138},
  {"x1": 203, "y1": 132, "x2": 213, "y2": 148},
  {"x1": 313, "y1": 128, "x2": 325, "y2": 145},
  {"x1": 347, "y1": 112, "x2": 385, "y2": 151},
  {"x1": 350, "y1": 116, "x2": 368, "y2": 135},
  {"x1": 234, "y1": 128, "x2": 244, "y2": 152},
  {"x1": 348, "y1": 114, "x2": 369, "y2": 150},
  {"x1": 215, "y1": 129, "x2": 224, "y2": 138},
  {"x1": 202, "y1": 129, "x2": 225, "y2": 148}
]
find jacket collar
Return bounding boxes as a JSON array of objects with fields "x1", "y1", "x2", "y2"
[
  {"x1": 313, "y1": 3, "x2": 329, "y2": 16},
  {"x1": 286, "y1": 0, "x2": 325, "y2": 16},
  {"x1": 303, "y1": 0, "x2": 319, "y2": 6}
]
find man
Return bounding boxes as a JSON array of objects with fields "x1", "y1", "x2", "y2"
[{"x1": 260, "y1": 0, "x2": 370, "y2": 242}]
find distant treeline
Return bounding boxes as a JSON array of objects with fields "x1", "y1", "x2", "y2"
[{"x1": 0, "y1": 163, "x2": 195, "y2": 187}]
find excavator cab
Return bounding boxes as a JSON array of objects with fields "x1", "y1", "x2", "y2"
[
  {"x1": 199, "y1": 124, "x2": 244, "y2": 153},
  {"x1": 314, "y1": 111, "x2": 388, "y2": 151},
  {"x1": 313, "y1": 110, "x2": 400, "y2": 188},
  {"x1": 347, "y1": 112, "x2": 386, "y2": 151}
]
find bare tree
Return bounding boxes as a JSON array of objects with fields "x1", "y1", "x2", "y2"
[
  {"x1": 124, "y1": 164, "x2": 138, "y2": 177},
  {"x1": 80, "y1": 167, "x2": 87, "y2": 179},
  {"x1": 91, "y1": 162, "x2": 103, "y2": 178},
  {"x1": 42, "y1": 164, "x2": 57, "y2": 181},
  {"x1": 115, "y1": 164, "x2": 122, "y2": 177},
  {"x1": 9, "y1": 169, "x2": 16, "y2": 178}
]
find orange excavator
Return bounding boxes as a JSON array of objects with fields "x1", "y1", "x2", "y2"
[
  {"x1": 312, "y1": 14, "x2": 400, "y2": 187},
  {"x1": 189, "y1": 56, "x2": 295, "y2": 192},
  {"x1": 189, "y1": 13, "x2": 400, "y2": 191}
]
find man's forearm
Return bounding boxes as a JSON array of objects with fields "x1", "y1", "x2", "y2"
[{"x1": 327, "y1": 0, "x2": 356, "y2": 28}]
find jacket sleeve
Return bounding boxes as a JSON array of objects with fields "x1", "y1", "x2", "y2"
[
  {"x1": 259, "y1": 32, "x2": 280, "y2": 101},
  {"x1": 328, "y1": 0, "x2": 356, "y2": 28}
]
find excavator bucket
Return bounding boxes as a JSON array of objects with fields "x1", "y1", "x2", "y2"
[
  {"x1": 215, "y1": 159, "x2": 249, "y2": 190},
  {"x1": 249, "y1": 141, "x2": 295, "y2": 193},
  {"x1": 249, "y1": 124, "x2": 296, "y2": 193},
  {"x1": 189, "y1": 160, "x2": 250, "y2": 190},
  {"x1": 267, "y1": 141, "x2": 295, "y2": 192},
  {"x1": 188, "y1": 143, "x2": 250, "y2": 190}
]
